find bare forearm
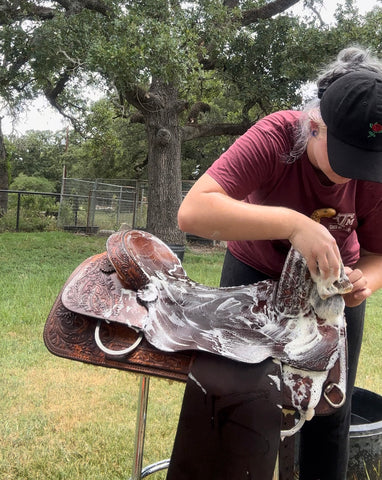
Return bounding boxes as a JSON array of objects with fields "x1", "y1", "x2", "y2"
[
  {"x1": 178, "y1": 173, "x2": 341, "y2": 280},
  {"x1": 178, "y1": 190, "x2": 302, "y2": 242},
  {"x1": 343, "y1": 251, "x2": 382, "y2": 307},
  {"x1": 353, "y1": 252, "x2": 382, "y2": 294}
]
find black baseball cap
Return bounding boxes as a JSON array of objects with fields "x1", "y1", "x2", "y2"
[{"x1": 320, "y1": 70, "x2": 382, "y2": 183}]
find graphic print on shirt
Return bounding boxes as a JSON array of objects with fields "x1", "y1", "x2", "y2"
[{"x1": 328, "y1": 213, "x2": 356, "y2": 233}]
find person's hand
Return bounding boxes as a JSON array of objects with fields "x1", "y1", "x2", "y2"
[
  {"x1": 289, "y1": 216, "x2": 341, "y2": 282},
  {"x1": 342, "y1": 266, "x2": 371, "y2": 307}
]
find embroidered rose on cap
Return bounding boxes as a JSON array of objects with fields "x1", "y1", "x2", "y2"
[{"x1": 369, "y1": 122, "x2": 382, "y2": 137}]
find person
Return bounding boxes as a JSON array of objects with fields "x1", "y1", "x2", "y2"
[{"x1": 165, "y1": 46, "x2": 382, "y2": 480}]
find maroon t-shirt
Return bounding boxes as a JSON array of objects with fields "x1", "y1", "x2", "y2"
[{"x1": 207, "y1": 110, "x2": 382, "y2": 278}]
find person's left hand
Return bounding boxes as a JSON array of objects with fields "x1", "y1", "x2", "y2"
[{"x1": 343, "y1": 266, "x2": 371, "y2": 307}]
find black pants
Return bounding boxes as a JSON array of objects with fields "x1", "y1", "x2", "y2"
[{"x1": 166, "y1": 249, "x2": 365, "y2": 480}]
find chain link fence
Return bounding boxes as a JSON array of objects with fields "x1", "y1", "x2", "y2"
[
  {"x1": 58, "y1": 178, "x2": 148, "y2": 233},
  {"x1": 58, "y1": 177, "x2": 196, "y2": 233},
  {"x1": 0, "y1": 178, "x2": 195, "y2": 233}
]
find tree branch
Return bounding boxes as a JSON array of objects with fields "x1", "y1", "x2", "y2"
[
  {"x1": 182, "y1": 121, "x2": 253, "y2": 142},
  {"x1": 305, "y1": 1, "x2": 325, "y2": 27},
  {"x1": 43, "y1": 69, "x2": 85, "y2": 129},
  {"x1": 0, "y1": 0, "x2": 111, "y2": 24},
  {"x1": 121, "y1": 84, "x2": 162, "y2": 114},
  {"x1": 187, "y1": 102, "x2": 211, "y2": 124},
  {"x1": 0, "y1": 54, "x2": 29, "y2": 85},
  {"x1": 54, "y1": 0, "x2": 110, "y2": 16},
  {"x1": 242, "y1": 100, "x2": 256, "y2": 123},
  {"x1": 223, "y1": 0, "x2": 240, "y2": 7},
  {"x1": 198, "y1": 0, "x2": 302, "y2": 71},
  {"x1": 44, "y1": 71, "x2": 72, "y2": 103},
  {"x1": 241, "y1": 0, "x2": 301, "y2": 26},
  {"x1": 0, "y1": 2, "x2": 56, "y2": 24}
]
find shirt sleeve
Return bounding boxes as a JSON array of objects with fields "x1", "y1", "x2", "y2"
[
  {"x1": 207, "y1": 111, "x2": 297, "y2": 200},
  {"x1": 356, "y1": 181, "x2": 382, "y2": 254}
]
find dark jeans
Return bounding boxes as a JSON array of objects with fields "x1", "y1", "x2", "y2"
[{"x1": 166, "y1": 249, "x2": 365, "y2": 480}]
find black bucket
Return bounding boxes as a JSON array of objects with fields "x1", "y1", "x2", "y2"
[
  {"x1": 293, "y1": 387, "x2": 382, "y2": 479},
  {"x1": 348, "y1": 387, "x2": 382, "y2": 479},
  {"x1": 167, "y1": 244, "x2": 185, "y2": 262}
]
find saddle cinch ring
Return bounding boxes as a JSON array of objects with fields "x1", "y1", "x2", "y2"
[
  {"x1": 95, "y1": 319, "x2": 144, "y2": 357},
  {"x1": 324, "y1": 382, "x2": 346, "y2": 409}
]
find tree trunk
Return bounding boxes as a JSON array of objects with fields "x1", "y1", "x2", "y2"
[
  {"x1": 144, "y1": 82, "x2": 185, "y2": 245},
  {"x1": 0, "y1": 118, "x2": 8, "y2": 216}
]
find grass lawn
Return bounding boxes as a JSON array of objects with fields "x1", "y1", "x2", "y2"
[
  {"x1": 0, "y1": 231, "x2": 224, "y2": 480},
  {"x1": 0, "y1": 231, "x2": 381, "y2": 479}
]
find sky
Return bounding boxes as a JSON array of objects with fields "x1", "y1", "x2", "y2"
[
  {"x1": 1, "y1": 0, "x2": 380, "y2": 136},
  {"x1": 292, "y1": 0, "x2": 379, "y2": 21}
]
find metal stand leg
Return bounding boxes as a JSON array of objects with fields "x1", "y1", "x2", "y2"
[
  {"x1": 130, "y1": 375, "x2": 170, "y2": 479},
  {"x1": 273, "y1": 454, "x2": 279, "y2": 480},
  {"x1": 130, "y1": 376, "x2": 150, "y2": 480}
]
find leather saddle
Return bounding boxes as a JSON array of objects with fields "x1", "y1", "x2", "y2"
[{"x1": 44, "y1": 228, "x2": 352, "y2": 436}]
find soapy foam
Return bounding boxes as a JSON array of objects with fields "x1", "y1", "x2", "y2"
[{"x1": 64, "y1": 231, "x2": 349, "y2": 437}]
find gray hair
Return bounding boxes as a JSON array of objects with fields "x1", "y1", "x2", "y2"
[{"x1": 285, "y1": 46, "x2": 382, "y2": 164}]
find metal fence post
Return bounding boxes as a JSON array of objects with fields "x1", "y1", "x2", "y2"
[{"x1": 16, "y1": 192, "x2": 21, "y2": 231}]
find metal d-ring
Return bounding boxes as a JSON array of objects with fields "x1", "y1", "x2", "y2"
[
  {"x1": 324, "y1": 383, "x2": 346, "y2": 408},
  {"x1": 280, "y1": 412, "x2": 306, "y2": 438},
  {"x1": 95, "y1": 319, "x2": 143, "y2": 356}
]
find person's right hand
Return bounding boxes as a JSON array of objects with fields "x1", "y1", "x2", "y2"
[{"x1": 289, "y1": 215, "x2": 341, "y2": 282}]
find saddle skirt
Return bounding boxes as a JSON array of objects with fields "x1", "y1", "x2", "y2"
[{"x1": 59, "y1": 229, "x2": 352, "y2": 431}]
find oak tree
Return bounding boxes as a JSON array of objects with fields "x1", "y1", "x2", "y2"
[{"x1": 0, "y1": 0, "x2": 372, "y2": 242}]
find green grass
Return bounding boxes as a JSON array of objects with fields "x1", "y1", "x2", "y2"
[
  {"x1": 0, "y1": 231, "x2": 381, "y2": 479},
  {"x1": 356, "y1": 290, "x2": 382, "y2": 393},
  {"x1": 0, "y1": 232, "x2": 224, "y2": 480}
]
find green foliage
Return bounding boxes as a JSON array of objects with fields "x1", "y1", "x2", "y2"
[
  {"x1": 1, "y1": 1, "x2": 381, "y2": 241},
  {"x1": 75, "y1": 99, "x2": 148, "y2": 179},
  {"x1": 182, "y1": 135, "x2": 233, "y2": 179},
  {"x1": 0, "y1": 24, "x2": 36, "y2": 108},
  {"x1": 4, "y1": 99, "x2": 150, "y2": 181},
  {"x1": 3, "y1": 175, "x2": 59, "y2": 232},
  {"x1": 85, "y1": 1, "x2": 233, "y2": 91},
  {"x1": 0, "y1": 207, "x2": 58, "y2": 233},
  {"x1": 355, "y1": 7, "x2": 382, "y2": 52},
  {"x1": 10, "y1": 173, "x2": 55, "y2": 193},
  {"x1": 3, "y1": 0, "x2": 371, "y2": 127},
  {"x1": 221, "y1": 16, "x2": 308, "y2": 113},
  {"x1": 0, "y1": 209, "x2": 19, "y2": 231},
  {"x1": 8, "y1": 130, "x2": 67, "y2": 189}
]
